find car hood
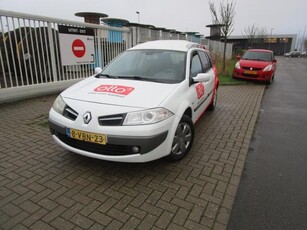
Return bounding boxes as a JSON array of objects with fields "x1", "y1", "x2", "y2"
[
  {"x1": 239, "y1": 59, "x2": 272, "y2": 68},
  {"x1": 61, "y1": 77, "x2": 179, "y2": 109}
]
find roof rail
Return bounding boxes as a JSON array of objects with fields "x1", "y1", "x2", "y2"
[{"x1": 186, "y1": 43, "x2": 201, "y2": 49}]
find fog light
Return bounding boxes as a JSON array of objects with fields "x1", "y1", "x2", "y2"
[{"x1": 132, "y1": 146, "x2": 140, "y2": 153}]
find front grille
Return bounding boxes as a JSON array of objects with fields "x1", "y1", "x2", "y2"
[
  {"x1": 98, "y1": 114, "x2": 126, "y2": 126},
  {"x1": 56, "y1": 132, "x2": 138, "y2": 156},
  {"x1": 63, "y1": 106, "x2": 78, "y2": 120}
]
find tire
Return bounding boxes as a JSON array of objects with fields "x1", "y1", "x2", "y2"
[
  {"x1": 208, "y1": 89, "x2": 218, "y2": 111},
  {"x1": 168, "y1": 115, "x2": 194, "y2": 161},
  {"x1": 266, "y1": 75, "x2": 274, "y2": 85}
]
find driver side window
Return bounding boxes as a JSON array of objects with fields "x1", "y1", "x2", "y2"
[{"x1": 191, "y1": 53, "x2": 203, "y2": 78}]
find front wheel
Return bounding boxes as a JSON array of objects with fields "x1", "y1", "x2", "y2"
[
  {"x1": 168, "y1": 115, "x2": 194, "y2": 161},
  {"x1": 266, "y1": 75, "x2": 274, "y2": 85}
]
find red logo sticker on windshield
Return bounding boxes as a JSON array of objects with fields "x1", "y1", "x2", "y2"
[
  {"x1": 195, "y1": 83, "x2": 205, "y2": 99},
  {"x1": 94, "y1": 85, "x2": 135, "y2": 95}
]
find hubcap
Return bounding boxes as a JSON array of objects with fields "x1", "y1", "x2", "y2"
[{"x1": 171, "y1": 123, "x2": 192, "y2": 155}]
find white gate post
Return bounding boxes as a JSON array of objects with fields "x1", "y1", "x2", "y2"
[{"x1": 47, "y1": 22, "x2": 58, "y2": 81}]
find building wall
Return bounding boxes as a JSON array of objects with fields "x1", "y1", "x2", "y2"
[{"x1": 227, "y1": 34, "x2": 297, "y2": 55}]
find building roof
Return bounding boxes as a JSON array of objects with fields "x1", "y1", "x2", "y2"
[
  {"x1": 228, "y1": 34, "x2": 297, "y2": 40},
  {"x1": 101, "y1": 18, "x2": 129, "y2": 27},
  {"x1": 247, "y1": 49, "x2": 273, "y2": 53}
]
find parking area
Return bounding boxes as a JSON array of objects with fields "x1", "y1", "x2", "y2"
[{"x1": 0, "y1": 84, "x2": 264, "y2": 230}]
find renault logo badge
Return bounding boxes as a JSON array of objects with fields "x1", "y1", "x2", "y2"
[{"x1": 83, "y1": 112, "x2": 92, "y2": 124}]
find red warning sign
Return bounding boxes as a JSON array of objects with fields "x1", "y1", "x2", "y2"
[
  {"x1": 72, "y1": 39, "x2": 86, "y2": 58},
  {"x1": 59, "y1": 25, "x2": 94, "y2": 65}
]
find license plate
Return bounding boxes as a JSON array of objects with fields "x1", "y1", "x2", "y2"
[
  {"x1": 244, "y1": 70, "x2": 257, "y2": 75},
  {"x1": 66, "y1": 128, "x2": 107, "y2": 145}
]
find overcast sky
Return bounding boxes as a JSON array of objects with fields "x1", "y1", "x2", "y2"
[{"x1": 1, "y1": 0, "x2": 306, "y2": 37}]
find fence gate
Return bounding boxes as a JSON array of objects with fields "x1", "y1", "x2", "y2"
[{"x1": 0, "y1": 10, "x2": 131, "y2": 103}]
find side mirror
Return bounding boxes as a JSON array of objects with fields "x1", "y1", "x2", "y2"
[
  {"x1": 95, "y1": 67, "x2": 103, "y2": 74},
  {"x1": 273, "y1": 59, "x2": 277, "y2": 63},
  {"x1": 236, "y1": 55, "x2": 241, "y2": 60},
  {"x1": 193, "y1": 73, "x2": 211, "y2": 82}
]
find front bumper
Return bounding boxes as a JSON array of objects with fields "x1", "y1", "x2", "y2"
[
  {"x1": 233, "y1": 69, "x2": 273, "y2": 82},
  {"x1": 49, "y1": 119, "x2": 168, "y2": 157}
]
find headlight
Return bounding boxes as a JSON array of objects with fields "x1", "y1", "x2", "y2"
[
  {"x1": 123, "y1": 108, "x2": 173, "y2": 125},
  {"x1": 263, "y1": 65, "x2": 273, "y2": 72},
  {"x1": 235, "y1": 62, "x2": 240, "y2": 69},
  {"x1": 52, "y1": 95, "x2": 66, "y2": 114}
]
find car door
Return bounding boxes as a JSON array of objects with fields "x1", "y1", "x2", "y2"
[
  {"x1": 198, "y1": 50, "x2": 215, "y2": 95},
  {"x1": 189, "y1": 50, "x2": 213, "y2": 121}
]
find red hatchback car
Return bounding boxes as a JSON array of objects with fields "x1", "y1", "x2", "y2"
[{"x1": 233, "y1": 49, "x2": 277, "y2": 84}]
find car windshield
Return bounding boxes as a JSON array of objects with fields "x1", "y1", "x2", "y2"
[
  {"x1": 98, "y1": 49, "x2": 186, "y2": 83},
  {"x1": 242, "y1": 51, "x2": 272, "y2": 62}
]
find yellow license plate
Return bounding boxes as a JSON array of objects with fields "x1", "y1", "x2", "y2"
[
  {"x1": 244, "y1": 70, "x2": 257, "y2": 75},
  {"x1": 67, "y1": 128, "x2": 107, "y2": 145}
]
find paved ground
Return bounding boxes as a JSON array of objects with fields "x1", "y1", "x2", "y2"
[
  {"x1": 228, "y1": 57, "x2": 307, "y2": 230},
  {"x1": 0, "y1": 84, "x2": 264, "y2": 230}
]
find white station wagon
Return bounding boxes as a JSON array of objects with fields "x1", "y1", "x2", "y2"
[{"x1": 48, "y1": 40, "x2": 219, "y2": 162}]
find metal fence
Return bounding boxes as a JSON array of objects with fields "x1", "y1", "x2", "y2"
[
  {"x1": 0, "y1": 10, "x2": 131, "y2": 103},
  {"x1": 0, "y1": 10, "x2": 233, "y2": 103},
  {"x1": 201, "y1": 39, "x2": 233, "y2": 60}
]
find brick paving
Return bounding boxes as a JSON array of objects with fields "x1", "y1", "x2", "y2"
[{"x1": 0, "y1": 85, "x2": 265, "y2": 230}]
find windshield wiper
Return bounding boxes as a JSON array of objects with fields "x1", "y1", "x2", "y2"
[
  {"x1": 116, "y1": 75, "x2": 160, "y2": 82},
  {"x1": 96, "y1": 73, "x2": 118, "y2": 79},
  {"x1": 97, "y1": 74, "x2": 168, "y2": 83},
  {"x1": 117, "y1": 75, "x2": 144, "y2": 80}
]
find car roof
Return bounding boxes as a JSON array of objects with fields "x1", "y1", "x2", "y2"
[
  {"x1": 247, "y1": 49, "x2": 273, "y2": 53},
  {"x1": 129, "y1": 40, "x2": 201, "y2": 52}
]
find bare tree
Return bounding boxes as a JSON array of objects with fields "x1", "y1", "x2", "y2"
[
  {"x1": 243, "y1": 26, "x2": 269, "y2": 48},
  {"x1": 243, "y1": 25, "x2": 258, "y2": 48},
  {"x1": 209, "y1": 0, "x2": 236, "y2": 73},
  {"x1": 257, "y1": 27, "x2": 268, "y2": 46}
]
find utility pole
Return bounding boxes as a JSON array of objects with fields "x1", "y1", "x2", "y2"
[
  {"x1": 136, "y1": 11, "x2": 140, "y2": 24},
  {"x1": 302, "y1": 26, "x2": 306, "y2": 51},
  {"x1": 136, "y1": 11, "x2": 140, "y2": 44},
  {"x1": 268, "y1": 28, "x2": 274, "y2": 50},
  {"x1": 296, "y1": 30, "x2": 300, "y2": 50}
]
